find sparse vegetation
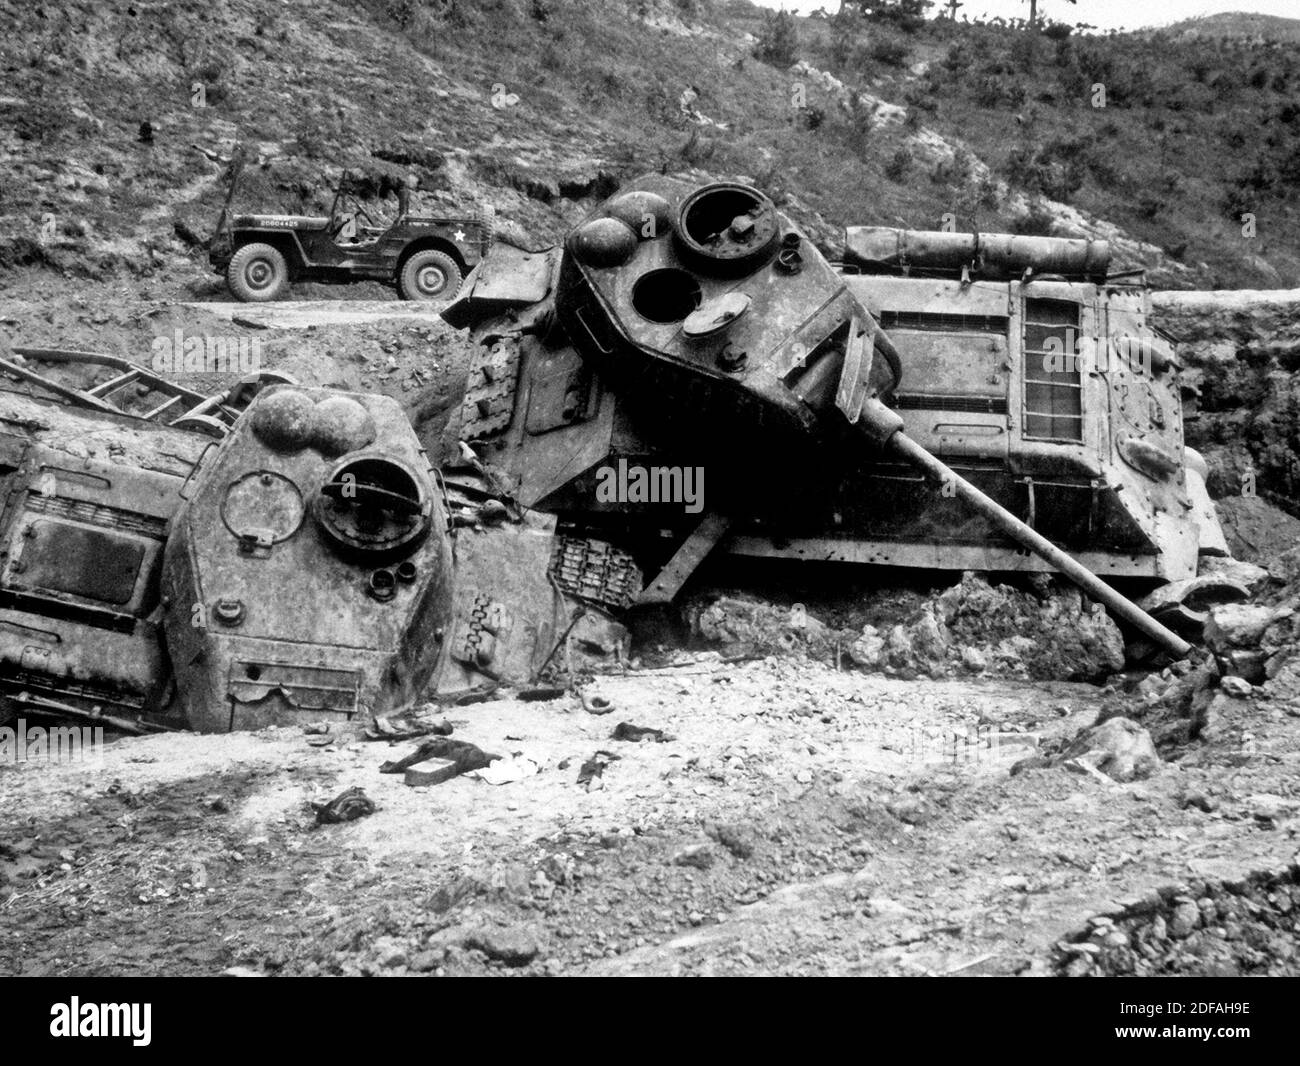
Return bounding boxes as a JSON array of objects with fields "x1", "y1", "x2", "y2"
[
  {"x1": 755, "y1": 9, "x2": 799, "y2": 68},
  {"x1": 847, "y1": 0, "x2": 933, "y2": 35},
  {"x1": 0, "y1": 0, "x2": 1298, "y2": 289}
]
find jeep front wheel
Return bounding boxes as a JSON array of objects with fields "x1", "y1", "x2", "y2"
[
  {"x1": 398, "y1": 249, "x2": 462, "y2": 301},
  {"x1": 227, "y1": 242, "x2": 289, "y2": 302}
]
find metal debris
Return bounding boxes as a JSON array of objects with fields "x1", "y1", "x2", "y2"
[
  {"x1": 312, "y1": 787, "x2": 377, "y2": 825},
  {"x1": 576, "y1": 750, "x2": 620, "y2": 791},
  {"x1": 611, "y1": 722, "x2": 674, "y2": 743},
  {"x1": 581, "y1": 692, "x2": 615, "y2": 716}
]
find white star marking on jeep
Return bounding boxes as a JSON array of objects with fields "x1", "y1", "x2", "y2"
[{"x1": 454, "y1": 230, "x2": 466, "y2": 242}]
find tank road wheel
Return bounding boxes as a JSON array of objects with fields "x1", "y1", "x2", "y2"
[
  {"x1": 398, "y1": 249, "x2": 462, "y2": 301},
  {"x1": 227, "y1": 242, "x2": 289, "y2": 302}
]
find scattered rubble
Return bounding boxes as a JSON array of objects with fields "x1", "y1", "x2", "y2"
[
  {"x1": 581, "y1": 693, "x2": 616, "y2": 716},
  {"x1": 688, "y1": 573, "x2": 1125, "y2": 682},
  {"x1": 365, "y1": 710, "x2": 454, "y2": 741},
  {"x1": 463, "y1": 926, "x2": 544, "y2": 968},
  {"x1": 1059, "y1": 868, "x2": 1300, "y2": 976},
  {"x1": 470, "y1": 755, "x2": 541, "y2": 786},
  {"x1": 1061, "y1": 718, "x2": 1161, "y2": 783}
]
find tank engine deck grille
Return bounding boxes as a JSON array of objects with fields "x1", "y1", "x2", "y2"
[
  {"x1": 893, "y1": 393, "x2": 1008, "y2": 414},
  {"x1": 1021, "y1": 298, "x2": 1083, "y2": 443},
  {"x1": 880, "y1": 311, "x2": 1008, "y2": 334}
]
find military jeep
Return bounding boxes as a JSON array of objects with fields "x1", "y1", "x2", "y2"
[{"x1": 209, "y1": 162, "x2": 490, "y2": 302}]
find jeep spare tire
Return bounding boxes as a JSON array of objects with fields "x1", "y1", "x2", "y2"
[
  {"x1": 227, "y1": 242, "x2": 289, "y2": 302},
  {"x1": 398, "y1": 249, "x2": 462, "y2": 301}
]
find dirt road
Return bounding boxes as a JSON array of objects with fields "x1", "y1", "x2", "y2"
[
  {"x1": 188, "y1": 300, "x2": 452, "y2": 330},
  {"x1": 3, "y1": 655, "x2": 1297, "y2": 977}
]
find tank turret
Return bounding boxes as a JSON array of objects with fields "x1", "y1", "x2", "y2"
[
  {"x1": 161, "y1": 387, "x2": 454, "y2": 731},
  {"x1": 555, "y1": 177, "x2": 900, "y2": 445}
]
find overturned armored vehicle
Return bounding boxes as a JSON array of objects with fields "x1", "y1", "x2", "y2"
[
  {"x1": 833, "y1": 226, "x2": 1223, "y2": 580},
  {"x1": 443, "y1": 175, "x2": 1223, "y2": 656}
]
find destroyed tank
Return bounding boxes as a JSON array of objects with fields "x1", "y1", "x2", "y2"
[
  {"x1": 0, "y1": 365, "x2": 616, "y2": 733},
  {"x1": 0, "y1": 174, "x2": 1221, "y2": 735},
  {"x1": 443, "y1": 175, "x2": 1221, "y2": 657}
]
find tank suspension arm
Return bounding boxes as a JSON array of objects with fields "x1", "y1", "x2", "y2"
[{"x1": 875, "y1": 424, "x2": 1192, "y2": 659}]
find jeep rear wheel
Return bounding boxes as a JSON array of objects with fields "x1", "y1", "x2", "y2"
[
  {"x1": 398, "y1": 249, "x2": 462, "y2": 301},
  {"x1": 227, "y1": 242, "x2": 289, "y2": 302}
]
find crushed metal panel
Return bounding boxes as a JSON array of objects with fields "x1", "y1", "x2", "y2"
[
  {"x1": 525, "y1": 349, "x2": 600, "y2": 435},
  {"x1": 436, "y1": 511, "x2": 568, "y2": 696},
  {"x1": 227, "y1": 661, "x2": 362, "y2": 715},
  {"x1": 0, "y1": 435, "x2": 187, "y2": 722}
]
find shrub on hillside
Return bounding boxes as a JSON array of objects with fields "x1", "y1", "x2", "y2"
[
  {"x1": 848, "y1": 0, "x2": 932, "y2": 34},
  {"x1": 973, "y1": 73, "x2": 1026, "y2": 109},
  {"x1": 1010, "y1": 201, "x2": 1056, "y2": 237},
  {"x1": 1005, "y1": 137, "x2": 1089, "y2": 202},
  {"x1": 942, "y1": 40, "x2": 973, "y2": 74},
  {"x1": 931, "y1": 146, "x2": 975, "y2": 187},
  {"x1": 679, "y1": 128, "x2": 718, "y2": 166},
  {"x1": 903, "y1": 85, "x2": 937, "y2": 114},
  {"x1": 644, "y1": 83, "x2": 682, "y2": 127},
  {"x1": 12, "y1": 98, "x2": 68, "y2": 142},
  {"x1": 828, "y1": 6, "x2": 863, "y2": 70},
  {"x1": 755, "y1": 10, "x2": 799, "y2": 69},
  {"x1": 869, "y1": 35, "x2": 910, "y2": 68},
  {"x1": 884, "y1": 146, "x2": 912, "y2": 182},
  {"x1": 368, "y1": 0, "x2": 423, "y2": 29}
]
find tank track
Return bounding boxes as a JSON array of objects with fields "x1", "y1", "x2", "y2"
[
  {"x1": 449, "y1": 590, "x2": 509, "y2": 674},
  {"x1": 549, "y1": 536, "x2": 643, "y2": 612},
  {"x1": 458, "y1": 338, "x2": 520, "y2": 441}
]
